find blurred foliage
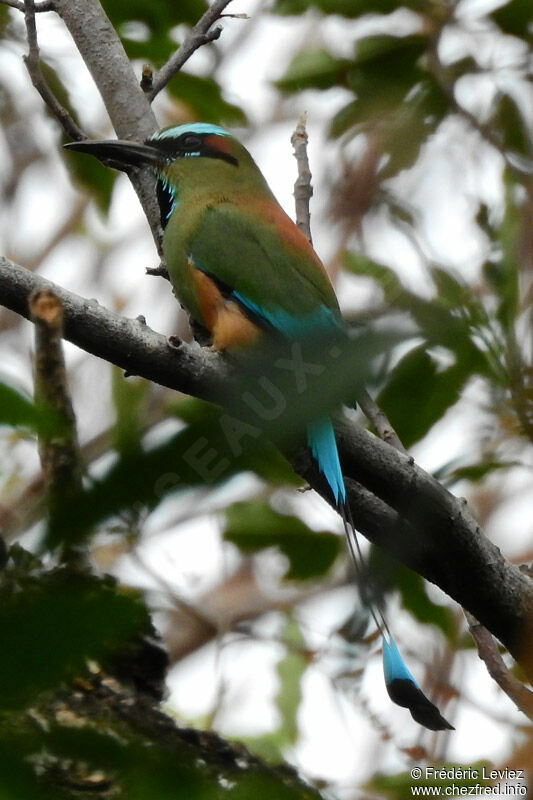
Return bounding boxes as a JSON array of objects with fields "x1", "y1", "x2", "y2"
[
  {"x1": 0, "y1": 540, "x2": 324, "y2": 799},
  {"x1": 243, "y1": 617, "x2": 308, "y2": 762},
  {"x1": 45, "y1": 396, "x2": 299, "y2": 550},
  {"x1": 224, "y1": 500, "x2": 341, "y2": 579},
  {"x1": 45, "y1": 325, "x2": 401, "y2": 551},
  {"x1": 64, "y1": 145, "x2": 116, "y2": 212},
  {"x1": 167, "y1": 73, "x2": 247, "y2": 125},
  {"x1": 0, "y1": 548, "x2": 148, "y2": 711},
  {"x1": 275, "y1": 0, "x2": 532, "y2": 180},
  {"x1": 0, "y1": 382, "x2": 43, "y2": 431},
  {"x1": 490, "y1": 0, "x2": 533, "y2": 39},
  {"x1": 0, "y1": 381, "x2": 68, "y2": 439},
  {"x1": 103, "y1": 0, "x2": 209, "y2": 61},
  {"x1": 111, "y1": 370, "x2": 151, "y2": 457},
  {"x1": 273, "y1": 0, "x2": 429, "y2": 16}
]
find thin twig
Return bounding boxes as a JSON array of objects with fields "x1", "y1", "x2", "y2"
[
  {"x1": 465, "y1": 611, "x2": 533, "y2": 722},
  {"x1": 148, "y1": 0, "x2": 236, "y2": 101},
  {"x1": 291, "y1": 113, "x2": 313, "y2": 245},
  {"x1": 22, "y1": 0, "x2": 85, "y2": 140},
  {"x1": 427, "y1": 33, "x2": 532, "y2": 182},
  {"x1": 140, "y1": 63, "x2": 153, "y2": 93},
  {"x1": 356, "y1": 388, "x2": 407, "y2": 453},
  {"x1": 290, "y1": 117, "x2": 406, "y2": 452}
]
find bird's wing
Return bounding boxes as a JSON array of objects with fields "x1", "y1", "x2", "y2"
[{"x1": 186, "y1": 200, "x2": 341, "y2": 334}]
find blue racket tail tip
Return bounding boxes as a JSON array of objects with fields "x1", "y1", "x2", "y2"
[{"x1": 382, "y1": 635, "x2": 454, "y2": 731}]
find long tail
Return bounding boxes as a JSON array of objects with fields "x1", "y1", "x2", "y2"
[{"x1": 306, "y1": 417, "x2": 454, "y2": 731}]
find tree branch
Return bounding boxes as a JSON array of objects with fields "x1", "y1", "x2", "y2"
[
  {"x1": 147, "y1": 0, "x2": 236, "y2": 101},
  {"x1": 465, "y1": 611, "x2": 533, "y2": 722},
  {"x1": 333, "y1": 419, "x2": 533, "y2": 680},
  {"x1": 0, "y1": 256, "x2": 225, "y2": 402},
  {"x1": 22, "y1": 0, "x2": 85, "y2": 140},
  {"x1": 52, "y1": 0, "x2": 161, "y2": 246},
  {"x1": 2, "y1": 254, "x2": 533, "y2": 682},
  {"x1": 291, "y1": 113, "x2": 314, "y2": 245},
  {"x1": 29, "y1": 288, "x2": 86, "y2": 567},
  {"x1": 356, "y1": 388, "x2": 407, "y2": 453}
]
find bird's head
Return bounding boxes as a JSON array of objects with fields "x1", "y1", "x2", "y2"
[
  {"x1": 63, "y1": 122, "x2": 247, "y2": 172},
  {"x1": 64, "y1": 123, "x2": 259, "y2": 227}
]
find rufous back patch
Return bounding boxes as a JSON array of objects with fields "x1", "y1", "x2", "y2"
[{"x1": 193, "y1": 268, "x2": 260, "y2": 350}]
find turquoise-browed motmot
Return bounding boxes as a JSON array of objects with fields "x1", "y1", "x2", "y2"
[{"x1": 65, "y1": 123, "x2": 453, "y2": 731}]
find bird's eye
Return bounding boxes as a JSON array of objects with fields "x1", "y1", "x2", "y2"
[{"x1": 182, "y1": 134, "x2": 202, "y2": 149}]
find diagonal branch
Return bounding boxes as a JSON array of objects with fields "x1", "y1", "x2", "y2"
[
  {"x1": 52, "y1": 0, "x2": 161, "y2": 246},
  {"x1": 465, "y1": 611, "x2": 533, "y2": 722},
  {"x1": 147, "y1": 0, "x2": 236, "y2": 101},
  {"x1": 2, "y1": 254, "x2": 533, "y2": 683},
  {"x1": 22, "y1": 0, "x2": 85, "y2": 140}
]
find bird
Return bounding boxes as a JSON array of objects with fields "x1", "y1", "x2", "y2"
[{"x1": 65, "y1": 123, "x2": 453, "y2": 731}]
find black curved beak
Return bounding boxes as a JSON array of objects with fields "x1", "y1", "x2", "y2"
[{"x1": 64, "y1": 139, "x2": 164, "y2": 171}]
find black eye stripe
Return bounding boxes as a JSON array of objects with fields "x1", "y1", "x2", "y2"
[
  {"x1": 147, "y1": 134, "x2": 238, "y2": 168},
  {"x1": 182, "y1": 134, "x2": 202, "y2": 148}
]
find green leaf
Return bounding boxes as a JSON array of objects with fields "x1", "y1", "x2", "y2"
[
  {"x1": 430, "y1": 266, "x2": 471, "y2": 308},
  {"x1": 46, "y1": 328, "x2": 405, "y2": 549},
  {"x1": 344, "y1": 253, "x2": 490, "y2": 375},
  {"x1": 491, "y1": 93, "x2": 532, "y2": 158},
  {"x1": 377, "y1": 346, "x2": 473, "y2": 447},
  {"x1": 342, "y1": 252, "x2": 404, "y2": 303},
  {"x1": 449, "y1": 460, "x2": 519, "y2": 482},
  {"x1": 378, "y1": 80, "x2": 449, "y2": 177},
  {"x1": 272, "y1": 0, "x2": 426, "y2": 18},
  {"x1": 483, "y1": 179, "x2": 521, "y2": 329},
  {"x1": 347, "y1": 34, "x2": 427, "y2": 96},
  {"x1": 275, "y1": 618, "x2": 306, "y2": 744},
  {"x1": 275, "y1": 48, "x2": 351, "y2": 93},
  {"x1": 330, "y1": 40, "x2": 447, "y2": 176},
  {"x1": 0, "y1": 383, "x2": 40, "y2": 430},
  {"x1": 0, "y1": 5, "x2": 8, "y2": 35},
  {"x1": 103, "y1": 0, "x2": 209, "y2": 61},
  {"x1": 393, "y1": 565, "x2": 456, "y2": 639},
  {"x1": 491, "y1": 0, "x2": 533, "y2": 40},
  {"x1": 0, "y1": 742, "x2": 54, "y2": 800},
  {"x1": 167, "y1": 73, "x2": 247, "y2": 125},
  {"x1": 0, "y1": 382, "x2": 65, "y2": 438},
  {"x1": 63, "y1": 145, "x2": 116, "y2": 212},
  {"x1": 224, "y1": 501, "x2": 341, "y2": 579},
  {"x1": 104, "y1": 0, "x2": 208, "y2": 31},
  {"x1": 0, "y1": 572, "x2": 148, "y2": 710},
  {"x1": 168, "y1": 396, "x2": 223, "y2": 424},
  {"x1": 40, "y1": 60, "x2": 80, "y2": 128},
  {"x1": 45, "y1": 387, "x2": 310, "y2": 550},
  {"x1": 241, "y1": 617, "x2": 307, "y2": 763},
  {"x1": 169, "y1": 398, "x2": 302, "y2": 486},
  {"x1": 111, "y1": 369, "x2": 150, "y2": 457}
]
